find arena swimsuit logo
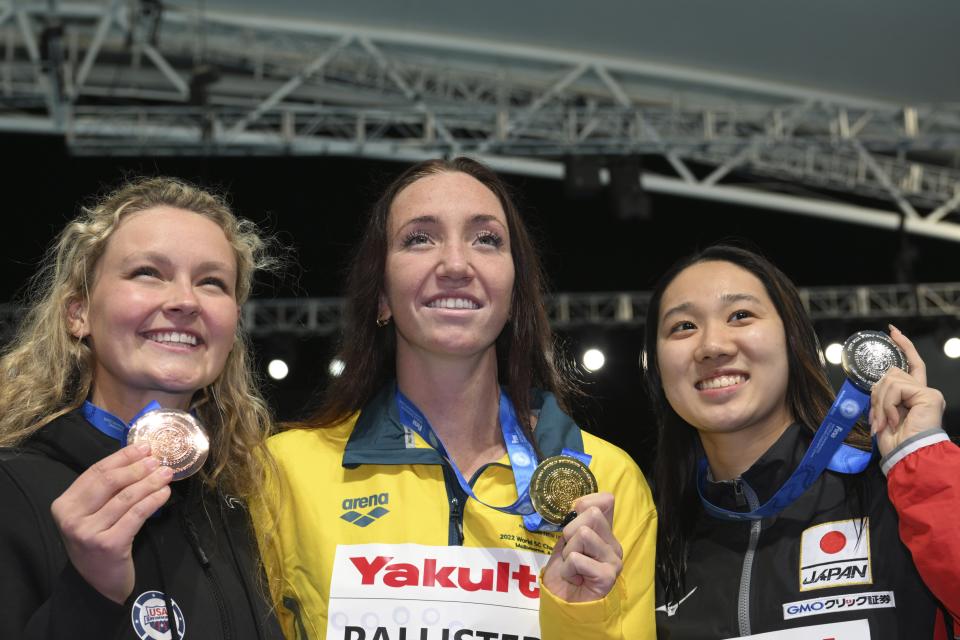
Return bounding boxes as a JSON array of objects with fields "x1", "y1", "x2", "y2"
[
  {"x1": 131, "y1": 590, "x2": 186, "y2": 640},
  {"x1": 342, "y1": 492, "x2": 391, "y2": 528}
]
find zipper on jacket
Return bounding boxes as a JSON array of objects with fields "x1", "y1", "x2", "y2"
[
  {"x1": 733, "y1": 479, "x2": 747, "y2": 507},
  {"x1": 181, "y1": 493, "x2": 232, "y2": 640},
  {"x1": 441, "y1": 463, "x2": 467, "y2": 545},
  {"x1": 283, "y1": 596, "x2": 311, "y2": 640},
  {"x1": 220, "y1": 493, "x2": 268, "y2": 640},
  {"x1": 736, "y1": 479, "x2": 762, "y2": 637},
  {"x1": 449, "y1": 497, "x2": 465, "y2": 544}
]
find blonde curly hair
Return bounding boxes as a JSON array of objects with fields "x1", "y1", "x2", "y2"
[{"x1": 0, "y1": 176, "x2": 277, "y2": 498}]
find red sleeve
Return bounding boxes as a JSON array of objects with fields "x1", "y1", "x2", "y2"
[{"x1": 886, "y1": 439, "x2": 960, "y2": 622}]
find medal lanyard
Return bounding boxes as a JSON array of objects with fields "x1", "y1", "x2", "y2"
[
  {"x1": 395, "y1": 388, "x2": 590, "y2": 532},
  {"x1": 698, "y1": 379, "x2": 874, "y2": 521},
  {"x1": 82, "y1": 400, "x2": 162, "y2": 445}
]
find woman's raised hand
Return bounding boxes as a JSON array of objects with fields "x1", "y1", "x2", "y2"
[
  {"x1": 870, "y1": 326, "x2": 947, "y2": 458},
  {"x1": 50, "y1": 443, "x2": 173, "y2": 603},
  {"x1": 541, "y1": 492, "x2": 623, "y2": 603}
]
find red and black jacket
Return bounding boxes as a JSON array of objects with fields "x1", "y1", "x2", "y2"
[{"x1": 655, "y1": 423, "x2": 959, "y2": 639}]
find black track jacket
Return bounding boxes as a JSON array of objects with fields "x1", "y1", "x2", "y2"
[
  {"x1": 655, "y1": 423, "x2": 958, "y2": 639},
  {"x1": 0, "y1": 409, "x2": 283, "y2": 640}
]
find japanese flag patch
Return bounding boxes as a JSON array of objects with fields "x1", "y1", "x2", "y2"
[{"x1": 799, "y1": 518, "x2": 872, "y2": 592}]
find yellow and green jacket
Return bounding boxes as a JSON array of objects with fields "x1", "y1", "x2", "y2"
[{"x1": 252, "y1": 384, "x2": 656, "y2": 640}]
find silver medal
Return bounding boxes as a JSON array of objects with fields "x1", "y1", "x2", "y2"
[{"x1": 840, "y1": 330, "x2": 909, "y2": 392}]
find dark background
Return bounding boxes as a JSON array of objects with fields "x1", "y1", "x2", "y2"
[{"x1": 4, "y1": 133, "x2": 958, "y2": 473}]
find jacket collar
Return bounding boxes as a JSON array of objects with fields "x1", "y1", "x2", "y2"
[
  {"x1": 25, "y1": 409, "x2": 119, "y2": 474},
  {"x1": 342, "y1": 382, "x2": 585, "y2": 468},
  {"x1": 702, "y1": 422, "x2": 812, "y2": 510}
]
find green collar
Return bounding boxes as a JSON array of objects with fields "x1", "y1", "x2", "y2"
[{"x1": 342, "y1": 382, "x2": 585, "y2": 468}]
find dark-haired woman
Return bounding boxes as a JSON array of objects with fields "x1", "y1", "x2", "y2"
[
  {"x1": 252, "y1": 158, "x2": 656, "y2": 639},
  {"x1": 0, "y1": 177, "x2": 283, "y2": 639},
  {"x1": 645, "y1": 244, "x2": 959, "y2": 639}
]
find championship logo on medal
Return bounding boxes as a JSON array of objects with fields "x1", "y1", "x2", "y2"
[
  {"x1": 840, "y1": 330, "x2": 909, "y2": 392},
  {"x1": 529, "y1": 455, "x2": 598, "y2": 526},
  {"x1": 127, "y1": 409, "x2": 209, "y2": 480},
  {"x1": 131, "y1": 590, "x2": 186, "y2": 640}
]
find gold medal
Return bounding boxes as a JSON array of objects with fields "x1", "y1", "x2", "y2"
[
  {"x1": 529, "y1": 455, "x2": 598, "y2": 525},
  {"x1": 127, "y1": 409, "x2": 209, "y2": 481}
]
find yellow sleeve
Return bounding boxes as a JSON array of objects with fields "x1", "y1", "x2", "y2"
[
  {"x1": 538, "y1": 442, "x2": 657, "y2": 640},
  {"x1": 538, "y1": 509, "x2": 656, "y2": 640}
]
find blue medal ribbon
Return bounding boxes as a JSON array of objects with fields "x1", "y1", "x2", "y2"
[
  {"x1": 395, "y1": 388, "x2": 591, "y2": 532},
  {"x1": 698, "y1": 379, "x2": 874, "y2": 521},
  {"x1": 82, "y1": 400, "x2": 163, "y2": 446}
]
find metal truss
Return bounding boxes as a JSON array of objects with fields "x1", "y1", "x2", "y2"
[
  {"x1": 2, "y1": 284, "x2": 958, "y2": 341},
  {"x1": 242, "y1": 284, "x2": 960, "y2": 334},
  {"x1": 217, "y1": 283, "x2": 960, "y2": 335},
  {"x1": 2, "y1": 2, "x2": 960, "y2": 241}
]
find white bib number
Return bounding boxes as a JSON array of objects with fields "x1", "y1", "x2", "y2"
[
  {"x1": 726, "y1": 619, "x2": 870, "y2": 640},
  {"x1": 327, "y1": 544, "x2": 550, "y2": 640}
]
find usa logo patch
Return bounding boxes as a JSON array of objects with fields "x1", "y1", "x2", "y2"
[
  {"x1": 799, "y1": 518, "x2": 872, "y2": 592},
  {"x1": 131, "y1": 590, "x2": 186, "y2": 640}
]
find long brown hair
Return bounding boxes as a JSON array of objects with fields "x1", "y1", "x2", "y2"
[
  {"x1": 305, "y1": 157, "x2": 577, "y2": 437},
  {"x1": 642, "y1": 243, "x2": 870, "y2": 601}
]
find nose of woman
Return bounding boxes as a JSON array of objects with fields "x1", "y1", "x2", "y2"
[
  {"x1": 436, "y1": 241, "x2": 472, "y2": 282},
  {"x1": 694, "y1": 321, "x2": 737, "y2": 362},
  {"x1": 163, "y1": 278, "x2": 201, "y2": 317}
]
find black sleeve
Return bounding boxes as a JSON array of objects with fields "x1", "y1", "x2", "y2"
[{"x1": 0, "y1": 457, "x2": 127, "y2": 640}]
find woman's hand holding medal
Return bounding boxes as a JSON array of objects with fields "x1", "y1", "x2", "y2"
[
  {"x1": 870, "y1": 326, "x2": 947, "y2": 458},
  {"x1": 50, "y1": 407, "x2": 208, "y2": 604},
  {"x1": 541, "y1": 492, "x2": 624, "y2": 603},
  {"x1": 50, "y1": 442, "x2": 174, "y2": 604}
]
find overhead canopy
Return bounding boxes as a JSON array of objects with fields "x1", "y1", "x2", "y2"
[
  {"x1": 1, "y1": 0, "x2": 958, "y2": 239},
  {"x1": 204, "y1": 0, "x2": 959, "y2": 104}
]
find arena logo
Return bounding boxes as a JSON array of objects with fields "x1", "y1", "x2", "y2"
[
  {"x1": 798, "y1": 518, "x2": 872, "y2": 592},
  {"x1": 348, "y1": 555, "x2": 541, "y2": 599},
  {"x1": 341, "y1": 493, "x2": 390, "y2": 528}
]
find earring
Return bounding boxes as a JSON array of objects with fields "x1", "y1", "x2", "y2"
[{"x1": 376, "y1": 316, "x2": 390, "y2": 328}]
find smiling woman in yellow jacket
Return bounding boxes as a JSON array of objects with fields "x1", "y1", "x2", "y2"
[{"x1": 252, "y1": 158, "x2": 656, "y2": 640}]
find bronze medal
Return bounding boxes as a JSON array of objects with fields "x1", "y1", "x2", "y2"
[
  {"x1": 127, "y1": 409, "x2": 209, "y2": 481},
  {"x1": 841, "y1": 330, "x2": 909, "y2": 392},
  {"x1": 529, "y1": 455, "x2": 598, "y2": 526}
]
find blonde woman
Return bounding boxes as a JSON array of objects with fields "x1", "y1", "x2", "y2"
[{"x1": 0, "y1": 177, "x2": 283, "y2": 640}]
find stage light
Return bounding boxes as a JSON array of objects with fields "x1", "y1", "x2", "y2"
[
  {"x1": 268, "y1": 359, "x2": 289, "y2": 380},
  {"x1": 582, "y1": 348, "x2": 605, "y2": 372},
  {"x1": 824, "y1": 343, "x2": 843, "y2": 365},
  {"x1": 944, "y1": 337, "x2": 960, "y2": 359},
  {"x1": 329, "y1": 358, "x2": 346, "y2": 377}
]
